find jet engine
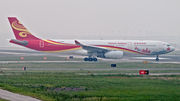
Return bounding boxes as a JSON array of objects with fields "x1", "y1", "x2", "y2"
[{"x1": 104, "y1": 51, "x2": 123, "y2": 59}]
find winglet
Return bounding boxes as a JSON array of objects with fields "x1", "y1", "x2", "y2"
[{"x1": 75, "y1": 40, "x2": 81, "y2": 45}]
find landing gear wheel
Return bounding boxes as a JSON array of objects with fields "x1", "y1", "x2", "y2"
[
  {"x1": 84, "y1": 58, "x2": 89, "y2": 61},
  {"x1": 84, "y1": 57, "x2": 97, "y2": 61},
  {"x1": 156, "y1": 55, "x2": 159, "y2": 61},
  {"x1": 156, "y1": 58, "x2": 159, "y2": 61},
  {"x1": 89, "y1": 58, "x2": 93, "y2": 61},
  {"x1": 93, "y1": 58, "x2": 97, "y2": 61}
]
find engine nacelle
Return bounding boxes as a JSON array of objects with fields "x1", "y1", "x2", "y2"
[{"x1": 104, "y1": 51, "x2": 123, "y2": 59}]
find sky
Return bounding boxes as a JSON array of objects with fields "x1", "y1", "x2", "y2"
[{"x1": 0, "y1": 0, "x2": 180, "y2": 47}]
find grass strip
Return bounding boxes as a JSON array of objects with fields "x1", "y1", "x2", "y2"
[{"x1": 0, "y1": 73, "x2": 179, "y2": 101}]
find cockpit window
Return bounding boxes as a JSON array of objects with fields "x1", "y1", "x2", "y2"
[{"x1": 167, "y1": 45, "x2": 170, "y2": 46}]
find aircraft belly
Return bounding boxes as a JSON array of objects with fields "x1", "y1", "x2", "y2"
[{"x1": 123, "y1": 51, "x2": 144, "y2": 56}]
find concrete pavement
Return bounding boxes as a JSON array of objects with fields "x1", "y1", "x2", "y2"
[{"x1": 0, "y1": 89, "x2": 41, "y2": 101}]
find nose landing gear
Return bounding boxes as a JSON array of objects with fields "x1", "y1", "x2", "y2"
[{"x1": 156, "y1": 55, "x2": 159, "y2": 61}]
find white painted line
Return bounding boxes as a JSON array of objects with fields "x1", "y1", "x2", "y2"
[{"x1": 132, "y1": 57, "x2": 170, "y2": 59}]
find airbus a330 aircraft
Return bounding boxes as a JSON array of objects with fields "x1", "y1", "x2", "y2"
[{"x1": 8, "y1": 17, "x2": 175, "y2": 61}]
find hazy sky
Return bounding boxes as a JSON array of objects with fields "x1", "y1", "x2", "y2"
[{"x1": 0, "y1": 0, "x2": 180, "y2": 46}]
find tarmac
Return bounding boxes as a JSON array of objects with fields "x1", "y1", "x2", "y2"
[{"x1": 0, "y1": 89, "x2": 41, "y2": 101}]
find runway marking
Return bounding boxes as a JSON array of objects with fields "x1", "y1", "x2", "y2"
[
  {"x1": 1, "y1": 67, "x2": 180, "y2": 71},
  {"x1": 0, "y1": 52, "x2": 27, "y2": 55},
  {"x1": 0, "y1": 61, "x2": 86, "y2": 64},
  {"x1": 0, "y1": 61, "x2": 179, "y2": 64},
  {"x1": 132, "y1": 57, "x2": 170, "y2": 59}
]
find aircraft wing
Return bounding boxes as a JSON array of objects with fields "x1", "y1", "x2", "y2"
[{"x1": 75, "y1": 40, "x2": 110, "y2": 52}]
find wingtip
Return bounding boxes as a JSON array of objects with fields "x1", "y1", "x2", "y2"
[{"x1": 75, "y1": 40, "x2": 81, "y2": 45}]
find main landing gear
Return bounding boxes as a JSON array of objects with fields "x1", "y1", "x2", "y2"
[
  {"x1": 156, "y1": 55, "x2": 159, "y2": 61},
  {"x1": 84, "y1": 57, "x2": 98, "y2": 61}
]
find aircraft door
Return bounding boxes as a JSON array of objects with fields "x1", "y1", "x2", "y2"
[
  {"x1": 128, "y1": 42, "x2": 132, "y2": 49},
  {"x1": 158, "y1": 42, "x2": 163, "y2": 49},
  {"x1": 39, "y1": 41, "x2": 44, "y2": 48}
]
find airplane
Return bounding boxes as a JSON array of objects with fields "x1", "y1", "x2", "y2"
[{"x1": 8, "y1": 17, "x2": 175, "y2": 61}]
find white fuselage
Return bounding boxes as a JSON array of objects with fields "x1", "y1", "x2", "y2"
[{"x1": 52, "y1": 39, "x2": 175, "y2": 56}]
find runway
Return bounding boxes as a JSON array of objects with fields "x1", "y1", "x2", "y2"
[
  {"x1": 0, "y1": 60, "x2": 179, "y2": 64},
  {"x1": 0, "y1": 54, "x2": 180, "y2": 64},
  {"x1": 0, "y1": 89, "x2": 41, "y2": 101},
  {"x1": 0, "y1": 48, "x2": 180, "y2": 63},
  {"x1": 102, "y1": 54, "x2": 180, "y2": 63},
  {"x1": 0, "y1": 54, "x2": 179, "y2": 76},
  {"x1": 1, "y1": 67, "x2": 180, "y2": 71}
]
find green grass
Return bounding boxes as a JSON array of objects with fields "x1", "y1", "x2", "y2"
[
  {"x1": 0, "y1": 72, "x2": 179, "y2": 101},
  {"x1": 0, "y1": 73, "x2": 180, "y2": 101}
]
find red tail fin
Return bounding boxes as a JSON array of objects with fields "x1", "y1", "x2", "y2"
[{"x1": 8, "y1": 17, "x2": 39, "y2": 40}]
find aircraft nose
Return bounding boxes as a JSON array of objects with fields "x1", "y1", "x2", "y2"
[
  {"x1": 167, "y1": 46, "x2": 175, "y2": 52},
  {"x1": 171, "y1": 46, "x2": 175, "y2": 51}
]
